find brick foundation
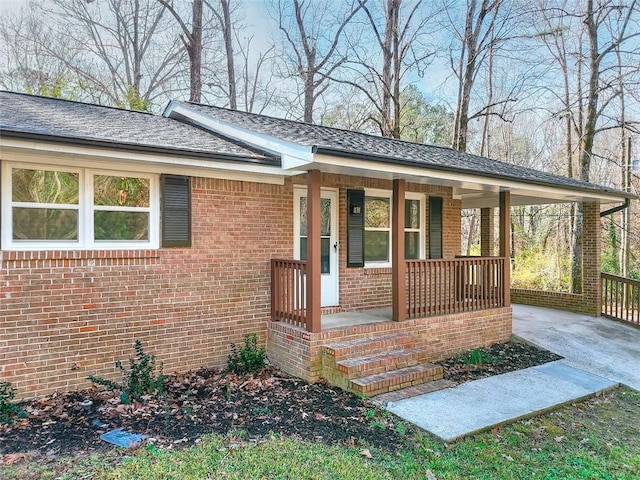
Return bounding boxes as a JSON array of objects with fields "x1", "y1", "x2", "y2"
[{"x1": 267, "y1": 307, "x2": 512, "y2": 383}]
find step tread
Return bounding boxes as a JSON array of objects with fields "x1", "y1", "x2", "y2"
[
  {"x1": 371, "y1": 379, "x2": 457, "y2": 406},
  {"x1": 351, "y1": 362, "x2": 442, "y2": 388},
  {"x1": 324, "y1": 334, "x2": 413, "y2": 357},
  {"x1": 337, "y1": 347, "x2": 427, "y2": 368}
]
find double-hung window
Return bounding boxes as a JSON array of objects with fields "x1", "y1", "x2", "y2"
[
  {"x1": 364, "y1": 189, "x2": 392, "y2": 264},
  {"x1": 363, "y1": 189, "x2": 425, "y2": 265},
  {"x1": 404, "y1": 193, "x2": 425, "y2": 259},
  {"x1": 2, "y1": 162, "x2": 159, "y2": 250}
]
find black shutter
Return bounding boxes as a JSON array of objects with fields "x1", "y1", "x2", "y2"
[
  {"x1": 347, "y1": 189, "x2": 365, "y2": 267},
  {"x1": 429, "y1": 196, "x2": 443, "y2": 259},
  {"x1": 161, "y1": 175, "x2": 191, "y2": 248}
]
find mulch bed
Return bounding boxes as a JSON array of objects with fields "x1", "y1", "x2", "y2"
[
  {"x1": 0, "y1": 341, "x2": 561, "y2": 458},
  {"x1": 435, "y1": 341, "x2": 562, "y2": 383}
]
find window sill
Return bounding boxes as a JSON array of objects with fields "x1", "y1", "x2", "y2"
[{"x1": 364, "y1": 265, "x2": 392, "y2": 275}]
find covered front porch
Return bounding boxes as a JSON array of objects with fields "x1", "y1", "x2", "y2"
[{"x1": 270, "y1": 170, "x2": 513, "y2": 333}]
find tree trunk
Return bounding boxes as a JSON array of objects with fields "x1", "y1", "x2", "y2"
[
  {"x1": 189, "y1": 0, "x2": 203, "y2": 102},
  {"x1": 220, "y1": 0, "x2": 236, "y2": 109}
]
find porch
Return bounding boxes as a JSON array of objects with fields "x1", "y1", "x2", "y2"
[{"x1": 271, "y1": 255, "x2": 509, "y2": 332}]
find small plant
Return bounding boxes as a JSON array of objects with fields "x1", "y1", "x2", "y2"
[
  {"x1": 0, "y1": 381, "x2": 25, "y2": 424},
  {"x1": 88, "y1": 339, "x2": 164, "y2": 404},
  {"x1": 226, "y1": 334, "x2": 266, "y2": 375},
  {"x1": 456, "y1": 348, "x2": 494, "y2": 365}
]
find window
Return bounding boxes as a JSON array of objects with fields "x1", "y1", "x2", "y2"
[
  {"x1": 405, "y1": 194, "x2": 425, "y2": 259},
  {"x1": 364, "y1": 190, "x2": 391, "y2": 264},
  {"x1": 2, "y1": 162, "x2": 160, "y2": 250},
  {"x1": 363, "y1": 189, "x2": 425, "y2": 265}
]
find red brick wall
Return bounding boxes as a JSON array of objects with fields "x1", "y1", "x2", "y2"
[
  {"x1": 268, "y1": 307, "x2": 512, "y2": 383},
  {"x1": 2, "y1": 172, "x2": 461, "y2": 399},
  {"x1": 1, "y1": 178, "x2": 293, "y2": 399}
]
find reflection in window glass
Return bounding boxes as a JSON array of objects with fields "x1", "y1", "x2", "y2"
[
  {"x1": 405, "y1": 199, "x2": 420, "y2": 229},
  {"x1": 405, "y1": 232, "x2": 420, "y2": 259},
  {"x1": 299, "y1": 196, "x2": 331, "y2": 236},
  {"x1": 365, "y1": 231, "x2": 389, "y2": 262},
  {"x1": 94, "y1": 211, "x2": 149, "y2": 241},
  {"x1": 12, "y1": 208, "x2": 78, "y2": 240},
  {"x1": 12, "y1": 169, "x2": 79, "y2": 204},
  {"x1": 94, "y1": 175, "x2": 149, "y2": 207},
  {"x1": 365, "y1": 197, "x2": 390, "y2": 228}
]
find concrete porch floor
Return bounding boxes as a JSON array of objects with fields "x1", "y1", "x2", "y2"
[{"x1": 321, "y1": 307, "x2": 391, "y2": 330}]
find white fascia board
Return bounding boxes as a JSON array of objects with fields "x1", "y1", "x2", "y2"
[
  {"x1": 164, "y1": 102, "x2": 314, "y2": 168},
  {"x1": 0, "y1": 138, "x2": 285, "y2": 185},
  {"x1": 313, "y1": 153, "x2": 627, "y2": 204}
]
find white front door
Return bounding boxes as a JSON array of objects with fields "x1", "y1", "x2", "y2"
[{"x1": 294, "y1": 187, "x2": 339, "y2": 307}]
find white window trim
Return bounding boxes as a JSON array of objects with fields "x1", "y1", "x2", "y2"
[
  {"x1": 364, "y1": 188, "x2": 393, "y2": 267},
  {"x1": 363, "y1": 189, "x2": 425, "y2": 267},
  {"x1": 405, "y1": 192, "x2": 425, "y2": 260},
  {"x1": 1, "y1": 161, "x2": 159, "y2": 251}
]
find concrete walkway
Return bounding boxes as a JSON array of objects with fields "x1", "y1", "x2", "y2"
[
  {"x1": 386, "y1": 361, "x2": 616, "y2": 442},
  {"x1": 383, "y1": 305, "x2": 639, "y2": 441},
  {"x1": 513, "y1": 304, "x2": 640, "y2": 391}
]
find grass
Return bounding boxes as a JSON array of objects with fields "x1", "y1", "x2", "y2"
[{"x1": 3, "y1": 388, "x2": 639, "y2": 480}]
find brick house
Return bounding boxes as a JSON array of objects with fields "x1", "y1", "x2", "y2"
[{"x1": 1, "y1": 92, "x2": 632, "y2": 399}]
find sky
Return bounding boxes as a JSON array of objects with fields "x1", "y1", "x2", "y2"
[{"x1": 0, "y1": 0, "x2": 455, "y2": 102}]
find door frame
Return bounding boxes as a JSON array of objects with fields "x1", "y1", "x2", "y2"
[{"x1": 293, "y1": 186, "x2": 339, "y2": 307}]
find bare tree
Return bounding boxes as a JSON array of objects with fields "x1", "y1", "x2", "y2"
[
  {"x1": 158, "y1": 0, "x2": 203, "y2": 102},
  {"x1": 271, "y1": 0, "x2": 364, "y2": 123},
  {"x1": 38, "y1": 0, "x2": 185, "y2": 109},
  {"x1": 446, "y1": 0, "x2": 523, "y2": 152},
  {"x1": 574, "y1": 0, "x2": 638, "y2": 291},
  {"x1": 206, "y1": 0, "x2": 238, "y2": 108},
  {"x1": 235, "y1": 34, "x2": 276, "y2": 113},
  {"x1": 0, "y1": 6, "x2": 74, "y2": 96},
  {"x1": 335, "y1": 0, "x2": 438, "y2": 138}
]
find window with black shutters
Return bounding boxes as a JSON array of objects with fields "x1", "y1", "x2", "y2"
[{"x1": 161, "y1": 175, "x2": 191, "y2": 248}]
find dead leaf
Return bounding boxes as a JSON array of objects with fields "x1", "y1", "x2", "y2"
[
  {"x1": 425, "y1": 469, "x2": 438, "y2": 480},
  {"x1": 555, "y1": 436, "x2": 565, "y2": 442},
  {"x1": 1, "y1": 453, "x2": 24, "y2": 466},
  {"x1": 360, "y1": 448, "x2": 372, "y2": 459}
]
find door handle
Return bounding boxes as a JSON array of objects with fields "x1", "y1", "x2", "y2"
[{"x1": 333, "y1": 242, "x2": 338, "y2": 251}]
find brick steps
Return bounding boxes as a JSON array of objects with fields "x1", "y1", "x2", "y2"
[
  {"x1": 371, "y1": 379, "x2": 456, "y2": 406},
  {"x1": 336, "y1": 348, "x2": 429, "y2": 379},
  {"x1": 323, "y1": 334, "x2": 414, "y2": 360},
  {"x1": 350, "y1": 363, "x2": 443, "y2": 397},
  {"x1": 321, "y1": 334, "x2": 443, "y2": 397}
]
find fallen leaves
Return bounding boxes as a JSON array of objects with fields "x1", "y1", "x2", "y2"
[
  {"x1": 360, "y1": 448, "x2": 372, "y2": 458},
  {"x1": 1, "y1": 366, "x2": 407, "y2": 456}
]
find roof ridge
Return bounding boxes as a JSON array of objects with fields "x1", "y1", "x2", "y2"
[{"x1": 0, "y1": 90, "x2": 155, "y2": 116}]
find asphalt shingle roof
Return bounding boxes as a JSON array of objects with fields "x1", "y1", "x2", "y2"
[
  {"x1": 178, "y1": 101, "x2": 631, "y2": 198},
  {"x1": 0, "y1": 91, "x2": 273, "y2": 164}
]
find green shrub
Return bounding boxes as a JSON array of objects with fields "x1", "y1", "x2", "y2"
[
  {"x1": 88, "y1": 339, "x2": 164, "y2": 404},
  {"x1": 226, "y1": 334, "x2": 266, "y2": 375},
  {"x1": 0, "y1": 381, "x2": 25, "y2": 424}
]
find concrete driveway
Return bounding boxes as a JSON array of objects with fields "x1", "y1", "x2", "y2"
[{"x1": 513, "y1": 304, "x2": 640, "y2": 391}]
